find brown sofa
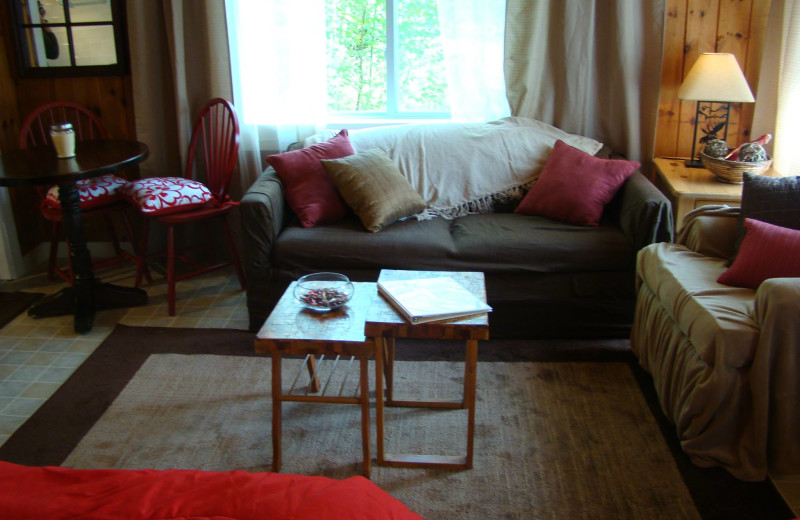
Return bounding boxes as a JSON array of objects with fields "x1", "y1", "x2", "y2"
[{"x1": 241, "y1": 120, "x2": 673, "y2": 338}]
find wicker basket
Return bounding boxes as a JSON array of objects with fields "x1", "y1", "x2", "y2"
[{"x1": 700, "y1": 151, "x2": 772, "y2": 184}]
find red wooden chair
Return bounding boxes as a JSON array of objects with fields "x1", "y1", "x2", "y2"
[
  {"x1": 19, "y1": 101, "x2": 148, "y2": 285},
  {"x1": 125, "y1": 98, "x2": 246, "y2": 315}
]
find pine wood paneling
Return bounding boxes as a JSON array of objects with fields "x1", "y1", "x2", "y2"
[{"x1": 656, "y1": 0, "x2": 771, "y2": 159}]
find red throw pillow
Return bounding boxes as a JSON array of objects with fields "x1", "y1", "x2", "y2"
[
  {"x1": 514, "y1": 140, "x2": 640, "y2": 226},
  {"x1": 267, "y1": 130, "x2": 354, "y2": 227},
  {"x1": 717, "y1": 218, "x2": 800, "y2": 289}
]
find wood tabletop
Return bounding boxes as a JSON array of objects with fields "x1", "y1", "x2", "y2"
[
  {"x1": 0, "y1": 140, "x2": 148, "y2": 187},
  {"x1": 254, "y1": 281, "x2": 376, "y2": 355}
]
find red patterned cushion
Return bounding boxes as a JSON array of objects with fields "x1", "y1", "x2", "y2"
[
  {"x1": 123, "y1": 177, "x2": 213, "y2": 216},
  {"x1": 717, "y1": 218, "x2": 800, "y2": 288},
  {"x1": 514, "y1": 140, "x2": 640, "y2": 226},
  {"x1": 44, "y1": 174, "x2": 129, "y2": 210}
]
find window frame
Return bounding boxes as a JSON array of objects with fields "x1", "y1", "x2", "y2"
[
  {"x1": 326, "y1": 0, "x2": 452, "y2": 125},
  {"x1": 7, "y1": 0, "x2": 129, "y2": 78}
]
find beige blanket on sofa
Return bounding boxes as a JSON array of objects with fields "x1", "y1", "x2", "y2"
[{"x1": 346, "y1": 117, "x2": 603, "y2": 218}]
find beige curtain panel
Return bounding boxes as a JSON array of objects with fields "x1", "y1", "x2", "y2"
[{"x1": 504, "y1": 0, "x2": 666, "y2": 162}]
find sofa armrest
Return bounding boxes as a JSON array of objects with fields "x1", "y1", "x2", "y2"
[
  {"x1": 676, "y1": 205, "x2": 740, "y2": 259},
  {"x1": 751, "y1": 277, "x2": 800, "y2": 474},
  {"x1": 615, "y1": 171, "x2": 674, "y2": 250},
  {"x1": 240, "y1": 167, "x2": 287, "y2": 278}
]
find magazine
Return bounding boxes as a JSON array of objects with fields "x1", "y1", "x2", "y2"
[{"x1": 377, "y1": 277, "x2": 492, "y2": 324}]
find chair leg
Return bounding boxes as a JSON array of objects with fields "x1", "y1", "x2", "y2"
[
  {"x1": 105, "y1": 216, "x2": 123, "y2": 255},
  {"x1": 167, "y1": 224, "x2": 176, "y2": 316},
  {"x1": 222, "y1": 219, "x2": 246, "y2": 290},
  {"x1": 48, "y1": 221, "x2": 61, "y2": 282},
  {"x1": 135, "y1": 219, "x2": 150, "y2": 288},
  {"x1": 121, "y1": 210, "x2": 152, "y2": 284}
]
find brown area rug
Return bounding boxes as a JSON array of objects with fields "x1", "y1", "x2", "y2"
[
  {"x1": 0, "y1": 325, "x2": 793, "y2": 520},
  {"x1": 0, "y1": 292, "x2": 42, "y2": 328}
]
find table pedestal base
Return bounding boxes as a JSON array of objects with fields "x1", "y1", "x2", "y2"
[{"x1": 29, "y1": 283, "x2": 148, "y2": 331}]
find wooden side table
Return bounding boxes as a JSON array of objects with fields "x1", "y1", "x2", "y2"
[
  {"x1": 366, "y1": 269, "x2": 490, "y2": 470},
  {"x1": 652, "y1": 157, "x2": 744, "y2": 228},
  {"x1": 254, "y1": 281, "x2": 375, "y2": 477}
]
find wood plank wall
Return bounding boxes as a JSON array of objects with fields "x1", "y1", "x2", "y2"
[{"x1": 655, "y1": 0, "x2": 771, "y2": 158}]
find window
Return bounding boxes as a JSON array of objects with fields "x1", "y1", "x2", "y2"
[
  {"x1": 326, "y1": 0, "x2": 449, "y2": 119},
  {"x1": 229, "y1": 0, "x2": 506, "y2": 131},
  {"x1": 8, "y1": 0, "x2": 128, "y2": 77}
]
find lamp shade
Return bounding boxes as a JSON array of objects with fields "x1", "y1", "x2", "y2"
[{"x1": 677, "y1": 53, "x2": 755, "y2": 102}]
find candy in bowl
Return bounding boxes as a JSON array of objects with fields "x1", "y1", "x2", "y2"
[{"x1": 293, "y1": 272, "x2": 354, "y2": 311}]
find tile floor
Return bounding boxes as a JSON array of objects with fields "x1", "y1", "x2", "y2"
[
  {"x1": 0, "y1": 263, "x2": 798, "y2": 515},
  {"x1": 0, "y1": 263, "x2": 248, "y2": 447}
]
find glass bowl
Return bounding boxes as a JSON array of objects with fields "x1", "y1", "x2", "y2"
[{"x1": 293, "y1": 272, "x2": 354, "y2": 311}]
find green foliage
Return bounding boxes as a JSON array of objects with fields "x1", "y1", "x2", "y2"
[{"x1": 326, "y1": 0, "x2": 448, "y2": 114}]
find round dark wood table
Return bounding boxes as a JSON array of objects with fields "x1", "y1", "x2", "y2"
[{"x1": 0, "y1": 140, "x2": 150, "y2": 333}]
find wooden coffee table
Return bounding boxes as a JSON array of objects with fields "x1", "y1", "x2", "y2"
[
  {"x1": 254, "y1": 281, "x2": 375, "y2": 477},
  {"x1": 366, "y1": 269, "x2": 490, "y2": 470}
]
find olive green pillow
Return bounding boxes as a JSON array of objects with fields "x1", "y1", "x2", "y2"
[{"x1": 321, "y1": 148, "x2": 426, "y2": 232}]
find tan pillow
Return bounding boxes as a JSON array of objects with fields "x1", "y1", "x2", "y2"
[{"x1": 321, "y1": 148, "x2": 426, "y2": 232}]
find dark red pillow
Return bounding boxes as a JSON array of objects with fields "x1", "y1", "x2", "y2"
[
  {"x1": 266, "y1": 130, "x2": 354, "y2": 227},
  {"x1": 717, "y1": 218, "x2": 800, "y2": 289},
  {"x1": 514, "y1": 140, "x2": 640, "y2": 226}
]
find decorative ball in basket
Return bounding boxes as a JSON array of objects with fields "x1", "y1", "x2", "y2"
[{"x1": 700, "y1": 134, "x2": 772, "y2": 184}]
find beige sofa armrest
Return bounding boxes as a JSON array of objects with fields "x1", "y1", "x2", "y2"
[
  {"x1": 676, "y1": 205, "x2": 740, "y2": 259},
  {"x1": 751, "y1": 278, "x2": 800, "y2": 474}
]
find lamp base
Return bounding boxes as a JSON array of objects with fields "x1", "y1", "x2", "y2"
[{"x1": 684, "y1": 158, "x2": 704, "y2": 168}]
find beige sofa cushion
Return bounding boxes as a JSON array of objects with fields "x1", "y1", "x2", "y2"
[{"x1": 636, "y1": 242, "x2": 759, "y2": 368}]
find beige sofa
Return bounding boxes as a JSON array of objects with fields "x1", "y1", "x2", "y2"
[{"x1": 631, "y1": 205, "x2": 800, "y2": 481}]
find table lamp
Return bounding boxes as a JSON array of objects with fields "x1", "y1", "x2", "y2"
[{"x1": 678, "y1": 53, "x2": 755, "y2": 168}]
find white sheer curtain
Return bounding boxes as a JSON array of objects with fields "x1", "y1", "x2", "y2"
[
  {"x1": 753, "y1": 0, "x2": 800, "y2": 177},
  {"x1": 229, "y1": 0, "x2": 508, "y2": 152},
  {"x1": 228, "y1": 0, "x2": 327, "y2": 153},
  {"x1": 436, "y1": 0, "x2": 509, "y2": 122}
]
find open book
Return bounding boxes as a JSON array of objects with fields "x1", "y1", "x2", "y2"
[{"x1": 377, "y1": 277, "x2": 492, "y2": 324}]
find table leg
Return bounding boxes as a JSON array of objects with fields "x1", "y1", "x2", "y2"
[
  {"x1": 58, "y1": 181, "x2": 94, "y2": 333},
  {"x1": 359, "y1": 354, "x2": 370, "y2": 478},
  {"x1": 271, "y1": 353, "x2": 282, "y2": 472},
  {"x1": 384, "y1": 337, "x2": 395, "y2": 404},
  {"x1": 375, "y1": 338, "x2": 479, "y2": 470},
  {"x1": 375, "y1": 337, "x2": 385, "y2": 466},
  {"x1": 464, "y1": 339, "x2": 478, "y2": 469}
]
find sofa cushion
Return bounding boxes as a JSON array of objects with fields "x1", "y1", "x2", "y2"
[
  {"x1": 718, "y1": 218, "x2": 800, "y2": 289},
  {"x1": 266, "y1": 130, "x2": 353, "y2": 228},
  {"x1": 321, "y1": 148, "x2": 426, "y2": 232},
  {"x1": 274, "y1": 216, "x2": 456, "y2": 271},
  {"x1": 448, "y1": 213, "x2": 634, "y2": 272},
  {"x1": 731, "y1": 172, "x2": 800, "y2": 262},
  {"x1": 637, "y1": 242, "x2": 759, "y2": 368},
  {"x1": 514, "y1": 140, "x2": 640, "y2": 226},
  {"x1": 275, "y1": 212, "x2": 633, "y2": 275}
]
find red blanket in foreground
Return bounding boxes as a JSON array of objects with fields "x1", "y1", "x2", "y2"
[{"x1": 0, "y1": 461, "x2": 423, "y2": 520}]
